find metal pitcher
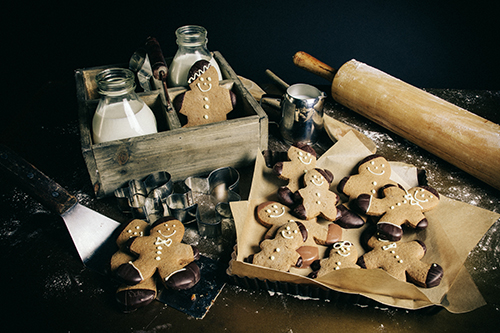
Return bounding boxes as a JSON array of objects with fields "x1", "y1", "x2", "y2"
[{"x1": 262, "y1": 83, "x2": 326, "y2": 145}]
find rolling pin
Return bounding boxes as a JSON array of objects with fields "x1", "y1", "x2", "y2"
[{"x1": 293, "y1": 51, "x2": 500, "y2": 191}]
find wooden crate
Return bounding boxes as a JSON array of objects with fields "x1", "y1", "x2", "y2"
[{"x1": 75, "y1": 52, "x2": 268, "y2": 198}]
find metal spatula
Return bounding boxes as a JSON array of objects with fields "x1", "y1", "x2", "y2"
[{"x1": 0, "y1": 145, "x2": 121, "y2": 274}]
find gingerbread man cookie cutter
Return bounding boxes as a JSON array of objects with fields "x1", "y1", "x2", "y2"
[
  {"x1": 180, "y1": 166, "x2": 241, "y2": 237},
  {"x1": 114, "y1": 167, "x2": 240, "y2": 237},
  {"x1": 114, "y1": 171, "x2": 174, "y2": 222}
]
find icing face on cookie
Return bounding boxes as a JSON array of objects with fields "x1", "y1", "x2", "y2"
[
  {"x1": 281, "y1": 225, "x2": 299, "y2": 239},
  {"x1": 188, "y1": 63, "x2": 218, "y2": 94},
  {"x1": 151, "y1": 219, "x2": 184, "y2": 244},
  {"x1": 116, "y1": 219, "x2": 149, "y2": 246},
  {"x1": 296, "y1": 149, "x2": 313, "y2": 165},
  {"x1": 333, "y1": 241, "x2": 353, "y2": 257},
  {"x1": 266, "y1": 203, "x2": 286, "y2": 218},
  {"x1": 399, "y1": 187, "x2": 438, "y2": 210},
  {"x1": 195, "y1": 75, "x2": 213, "y2": 93},
  {"x1": 366, "y1": 157, "x2": 388, "y2": 176},
  {"x1": 409, "y1": 188, "x2": 433, "y2": 204},
  {"x1": 309, "y1": 173, "x2": 325, "y2": 187},
  {"x1": 337, "y1": 154, "x2": 397, "y2": 200}
]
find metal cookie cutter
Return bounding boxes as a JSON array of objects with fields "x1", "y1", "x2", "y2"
[
  {"x1": 167, "y1": 166, "x2": 241, "y2": 238},
  {"x1": 114, "y1": 167, "x2": 241, "y2": 238},
  {"x1": 114, "y1": 171, "x2": 173, "y2": 222}
]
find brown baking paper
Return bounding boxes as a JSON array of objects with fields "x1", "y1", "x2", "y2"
[{"x1": 228, "y1": 131, "x2": 499, "y2": 313}]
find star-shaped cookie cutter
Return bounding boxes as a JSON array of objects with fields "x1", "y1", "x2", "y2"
[{"x1": 114, "y1": 167, "x2": 241, "y2": 237}]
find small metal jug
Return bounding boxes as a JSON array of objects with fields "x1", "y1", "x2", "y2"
[{"x1": 262, "y1": 83, "x2": 326, "y2": 145}]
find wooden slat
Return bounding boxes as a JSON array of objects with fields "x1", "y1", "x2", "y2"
[{"x1": 92, "y1": 117, "x2": 260, "y2": 196}]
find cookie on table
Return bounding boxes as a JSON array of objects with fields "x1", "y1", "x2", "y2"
[
  {"x1": 173, "y1": 60, "x2": 236, "y2": 127},
  {"x1": 356, "y1": 235, "x2": 443, "y2": 288},
  {"x1": 115, "y1": 216, "x2": 201, "y2": 291},
  {"x1": 355, "y1": 184, "x2": 440, "y2": 241},
  {"x1": 110, "y1": 219, "x2": 157, "y2": 313}
]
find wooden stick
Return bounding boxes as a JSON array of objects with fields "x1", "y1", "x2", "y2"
[{"x1": 293, "y1": 51, "x2": 337, "y2": 82}]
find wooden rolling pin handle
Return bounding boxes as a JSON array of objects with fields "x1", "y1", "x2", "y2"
[{"x1": 293, "y1": 51, "x2": 337, "y2": 82}]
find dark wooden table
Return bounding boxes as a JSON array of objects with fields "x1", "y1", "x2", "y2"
[{"x1": 0, "y1": 80, "x2": 499, "y2": 332}]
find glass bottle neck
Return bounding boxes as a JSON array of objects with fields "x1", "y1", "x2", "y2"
[
  {"x1": 175, "y1": 25, "x2": 208, "y2": 47},
  {"x1": 96, "y1": 68, "x2": 136, "y2": 97},
  {"x1": 175, "y1": 25, "x2": 211, "y2": 57}
]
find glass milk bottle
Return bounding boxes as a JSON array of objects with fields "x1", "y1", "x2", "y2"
[
  {"x1": 167, "y1": 25, "x2": 222, "y2": 87},
  {"x1": 92, "y1": 68, "x2": 158, "y2": 144}
]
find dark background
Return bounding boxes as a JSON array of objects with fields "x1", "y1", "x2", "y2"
[
  {"x1": 6, "y1": 0, "x2": 500, "y2": 94},
  {"x1": 1, "y1": 2, "x2": 500, "y2": 331}
]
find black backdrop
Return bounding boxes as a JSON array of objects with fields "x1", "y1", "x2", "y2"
[
  {"x1": 4, "y1": 0, "x2": 500, "y2": 119},
  {"x1": 1, "y1": 3, "x2": 499, "y2": 330}
]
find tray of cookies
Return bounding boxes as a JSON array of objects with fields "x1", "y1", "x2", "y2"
[{"x1": 227, "y1": 131, "x2": 499, "y2": 313}]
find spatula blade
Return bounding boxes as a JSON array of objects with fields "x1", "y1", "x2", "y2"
[
  {"x1": 0, "y1": 144, "x2": 122, "y2": 275},
  {"x1": 62, "y1": 203, "x2": 121, "y2": 273}
]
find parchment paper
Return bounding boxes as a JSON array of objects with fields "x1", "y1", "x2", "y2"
[{"x1": 228, "y1": 131, "x2": 500, "y2": 313}]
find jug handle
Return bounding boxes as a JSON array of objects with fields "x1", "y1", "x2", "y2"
[{"x1": 259, "y1": 94, "x2": 282, "y2": 122}]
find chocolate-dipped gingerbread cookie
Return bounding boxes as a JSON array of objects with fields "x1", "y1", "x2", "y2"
[
  {"x1": 251, "y1": 221, "x2": 308, "y2": 272},
  {"x1": 273, "y1": 144, "x2": 318, "y2": 206},
  {"x1": 110, "y1": 219, "x2": 157, "y2": 312},
  {"x1": 115, "y1": 217, "x2": 201, "y2": 291},
  {"x1": 173, "y1": 60, "x2": 236, "y2": 127},
  {"x1": 357, "y1": 235, "x2": 443, "y2": 288},
  {"x1": 355, "y1": 185, "x2": 440, "y2": 241}
]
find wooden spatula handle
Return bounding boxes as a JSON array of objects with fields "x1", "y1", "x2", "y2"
[
  {"x1": 293, "y1": 51, "x2": 337, "y2": 82},
  {"x1": 0, "y1": 145, "x2": 77, "y2": 215}
]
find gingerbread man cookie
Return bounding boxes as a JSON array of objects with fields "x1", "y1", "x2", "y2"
[
  {"x1": 309, "y1": 240, "x2": 360, "y2": 279},
  {"x1": 356, "y1": 236, "x2": 443, "y2": 288},
  {"x1": 337, "y1": 154, "x2": 397, "y2": 201},
  {"x1": 250, "y1": 221, "x2": 308, "y2": 271},
  {"x1": 256, "y1": 201, "x2": 342, "y2": 245},
  {"x1": 110, "y1": 219, "x2": 157, "y2": 313},
  {"x1": 173, "y1": 60, "x2": 236, "y2": 127},
  {"x1": 293, "y1": 168, "x2": 339, "y2": 221},
  {"x1": 115, "y1": 216, "x2": 200, "y2": 291},
  {"x1": 355, "y1": 185, "x2": 440, "y2": 241},
  {"x1": 273, "y1": 144, "x2": 317, "y2": 206},
  {"x1": 256, "y1": 201, "x2": 343, "y2": 267}
]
